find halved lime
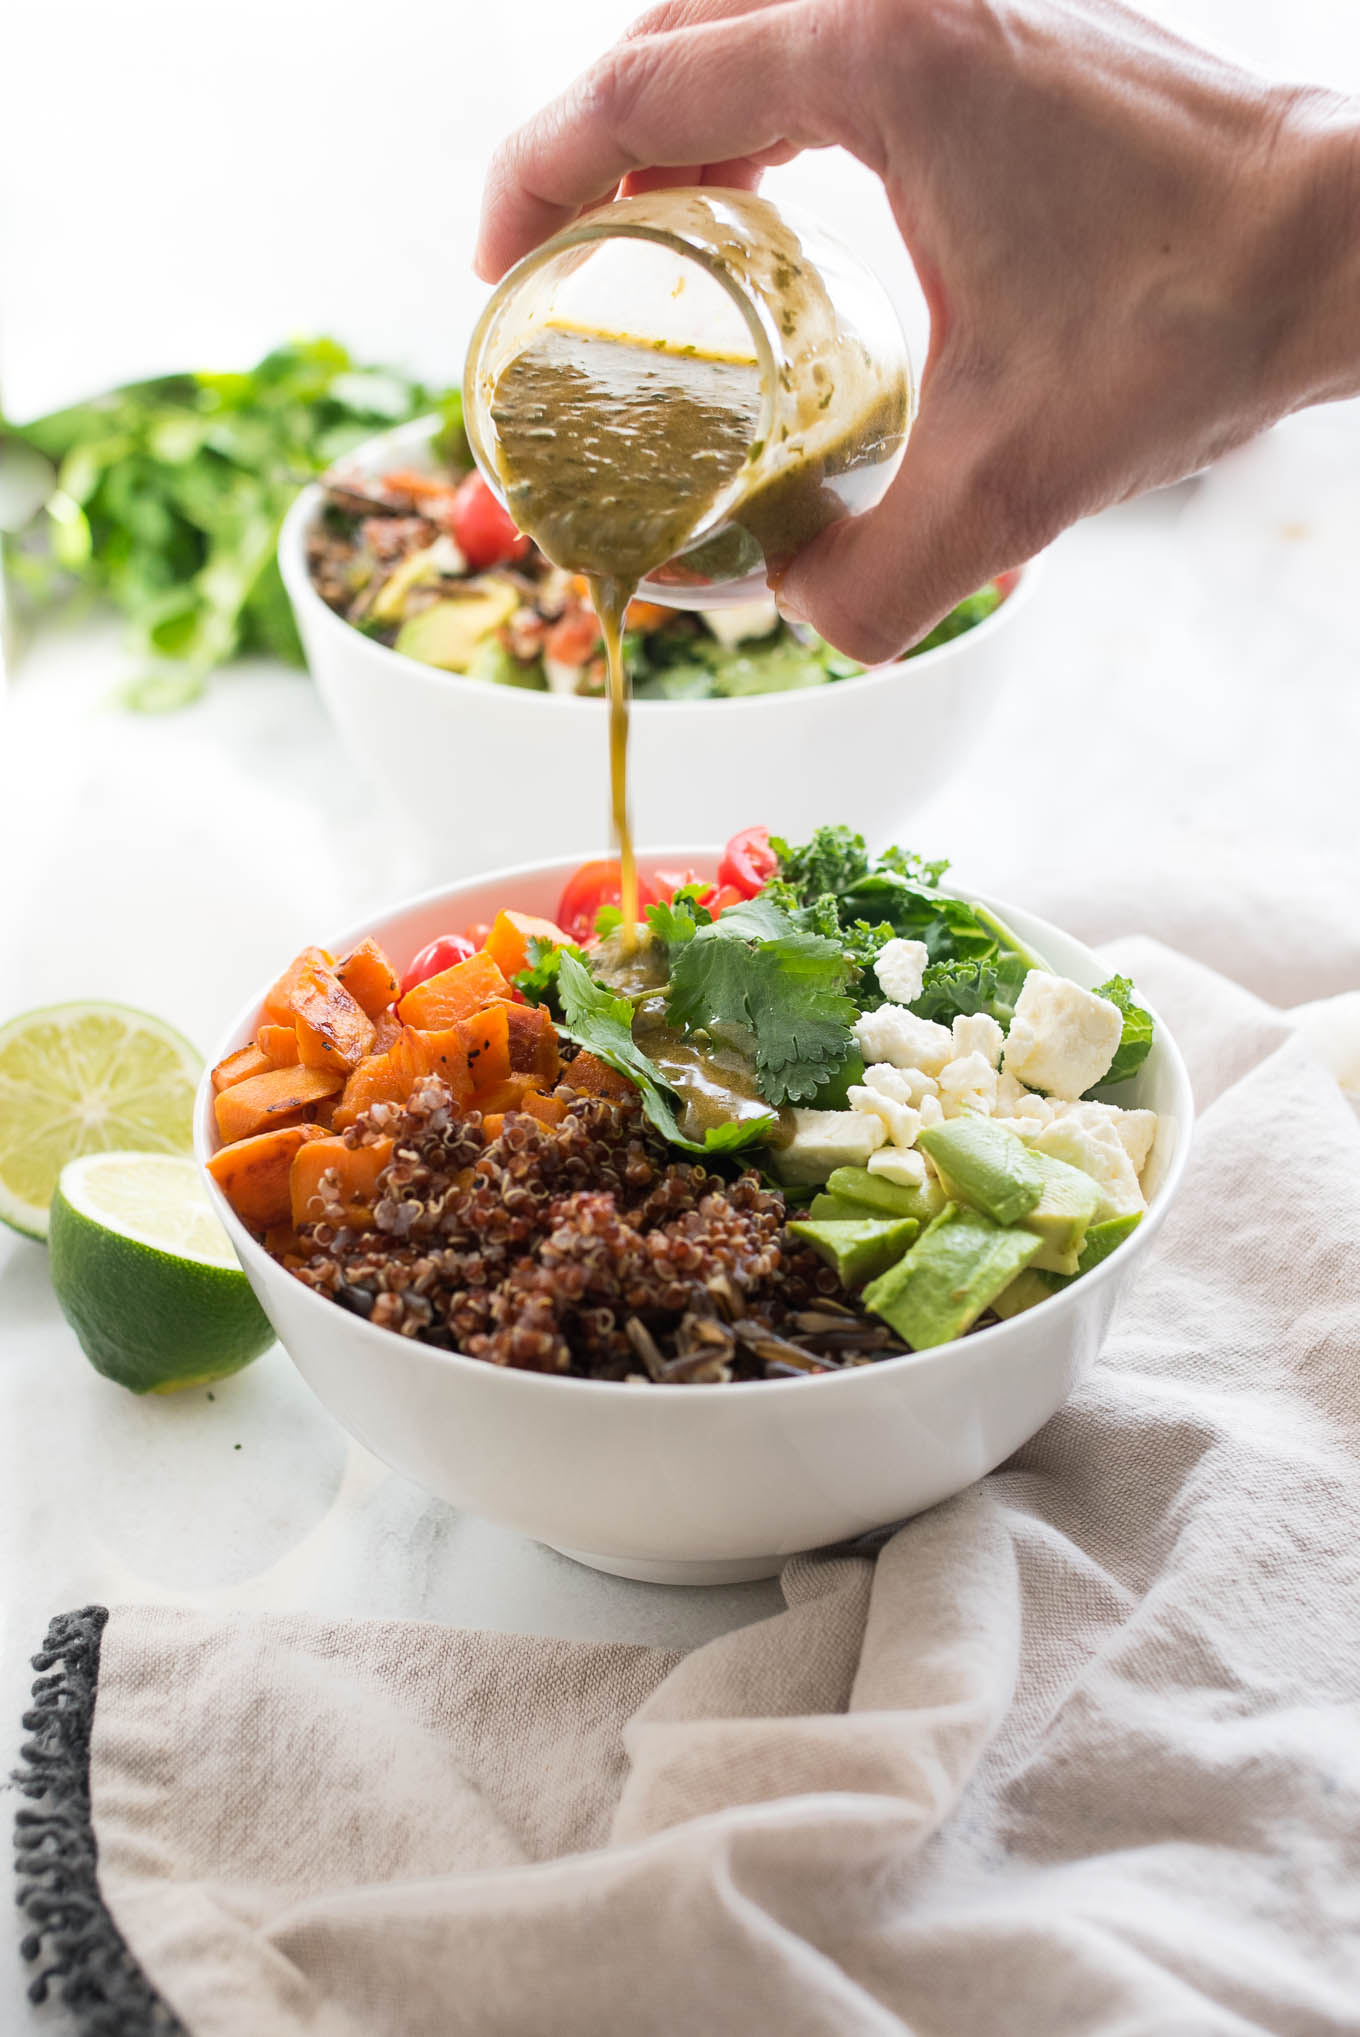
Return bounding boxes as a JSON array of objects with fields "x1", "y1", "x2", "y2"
[
  {"x1": 0, "y1": 1001, "x2": 202, "y2": 1240},
  {"x1": 49, "y1": 1152, "x2": 275, "y2": 1393}
]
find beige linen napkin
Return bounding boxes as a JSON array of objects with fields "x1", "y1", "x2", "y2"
[{"x1": 17, "y1": 941, "x2": 1360, "y2": 2036}]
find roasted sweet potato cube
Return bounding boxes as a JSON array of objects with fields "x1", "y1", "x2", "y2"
[
  {"x1": 506, "y1": 1001, "x2": 560, "y2": 1085},
  {"x1": 475, "y1": 1074, "x2": 537, "y2": 1116},
  {"x1": 371, "y1": 1007, "x2": 403, "y2": 1052},
  {"x1": 522, "y1": 1090, "x2": 568, "y2": 1128},
  {"x1": 292, "y1": 965, "x2": 377, "y2": 1074},
  {"x1": 458, "y1": 1004, "x2": 512, "y2": 1095},
  {"x1": 336, "y1": 938, "x2": 401, "y2": 1021},
  {"x1": 262, "y1": 945, "x2": 334, "y2": 1025},
  {"x1": 206, "y1": 1123, "x2": 326, "y2": 1231},
  {"x1": 409, "y1": 1028, "x2": 475, "y2": 1107},
  {"x1": 331, "y1": 1029, "x2": 429, "y2": 1130},
  {"x1": 397, "y1": 951, "x2": 513, "y2": 1030},
  {"x1": 213, "y1": 1064, "x2": 343, "y2": 1144},
  {"x1": 211, "y1": 1044, "x2": 272, "y2": 1093},
  {"x1": 290, "y1": 1134, "x2": 395, "y2": 1230},
  {"x1": 483, "y1": 910, "x2": 570, "y2": 982},
  {"x1": 256, "y1": 1023, "x2": 301, "y2": 1068},
  {"x1": 563, "y1": 1051, "x2": 637, "y2": 1104}
]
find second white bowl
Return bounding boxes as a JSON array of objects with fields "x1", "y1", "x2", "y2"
[{"x1": 278, "y1": 418, "x2": 1041, "y2": 878}]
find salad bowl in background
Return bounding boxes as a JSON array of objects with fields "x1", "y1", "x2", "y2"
[
  {"x1": 278, "y1": 418, "x2": 1042, "y2": 880},
  {"x1": 195, "y1": 850, "x2": 1192, "y2": 1587}
]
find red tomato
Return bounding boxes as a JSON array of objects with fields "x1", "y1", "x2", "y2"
[
  {"x1": 717, "y1": 826, "x2": 777, "y2": 899},
  {"x1": 708, "y1": 884, "x2": 744, "y2": 916},
  {"x1": 649, "y1": 867, "x2": 707, "y2": 902},
  {"x1": 401, "y1": 932, "x2": 477, "y2": 995},
  {"x1": 464, "y1": 921, "x2": 492, "y2": 949},
  {"x1": 994, "y1": 568, "x2": 1020, "y2": 598},
  {"x1": 448, "y1": 472, "x2": 530, "y2": 571},
  {"x1": 555, "y1": 861, "x2": 669, "y2": 944}
]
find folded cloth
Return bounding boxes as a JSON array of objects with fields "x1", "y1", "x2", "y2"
[{"x1": 15, "y1": 943, "x2": 1360, "y2": 2037}]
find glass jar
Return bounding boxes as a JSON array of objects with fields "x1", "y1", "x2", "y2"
[{"x1": 463, "y1": 188, "x2": 914, "y2": 607}]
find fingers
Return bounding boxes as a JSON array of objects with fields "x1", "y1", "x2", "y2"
[
  {"x1": 475, "y1": 4, "x2": 838, "y2": 279},
  {"x1": 777, "y1": 388, "x2": 1055, "y2": 665}
]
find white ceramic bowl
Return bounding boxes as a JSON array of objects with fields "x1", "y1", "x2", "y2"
[
  {"x1": 195, "y1": 851, "x2": 1192, "y2": 1586},
  {"x1": 278, "y1": 418, "x2": 1042, "y2": 879}
]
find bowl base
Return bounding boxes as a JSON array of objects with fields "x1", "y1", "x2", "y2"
[{"x1": 549, "y1": 1544, "x2": 786, "y2": 1586}]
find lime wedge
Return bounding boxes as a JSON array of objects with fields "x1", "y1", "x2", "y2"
[
  {"x1": 49, "y1": 1152, "x2": 275, "y2": 1393},
  {"x1": 0, "y1": 1001, "x2": 202, "y2": 1240}
]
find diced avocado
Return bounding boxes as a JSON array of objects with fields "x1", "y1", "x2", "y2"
[
  {"x1": 917, "y1": 1118, "x2": 1044, "y2": 1227},
  {"x1": 1020, "y1": 1150, "x2": 1101, "y2": 1274},
  {"x1": 464, "y1": 635, "x2": 547, "y2": 690},
  {"x1": 393, "y1": 584, "x2": 519, "y2": 671},
  {"x1": 806, "y1": 1191, "x2": 880, "y2": 1222},
  {"x1": 827, "y1": 1165, "x2": 946, "y2": 1227},
  {"x1": 1076, "y1": 1211, "x2": 1142, "y2": 1273},
  {"x1": 992, "y1": 1269, "x2": 1058, "y2": 1319},
  {"x1": 786, "y1": 1216, "x2": 919, "y2": 1289},
  {"x1": 808, "y1": 1050, "x2": 865, "y2": 1112},
  {"x1": 862, "y1": 1204, "x2": 1042, "y2": 1350},
  {"x1": 370, "y1": 544, "x2": 443, "y2": 624}
]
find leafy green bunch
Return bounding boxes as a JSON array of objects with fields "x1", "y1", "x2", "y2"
[{"x1": 2, "y1": 338, "x2": 463, "y2": 708}]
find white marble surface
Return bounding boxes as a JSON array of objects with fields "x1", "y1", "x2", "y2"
[{"x1": 3, "y1": 0, "x2": 1360, "y2": 2029}]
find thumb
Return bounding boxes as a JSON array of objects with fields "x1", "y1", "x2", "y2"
[{"x1": 776, "y1": 390, "x2": 1043, "y2": 666}]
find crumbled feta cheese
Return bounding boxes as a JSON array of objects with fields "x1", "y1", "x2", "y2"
[
  {"x1": 951, "y1": 1012, "x2": 1005, "y2": 1067},
  {"x1": 779, "y1": 1108, "x2": 886, "y2": 1179},
  {"x1": 866, "y1": 1063, "x2": 938, "y2": 1105},
  {"x1": 1051, "y1": 1100, "x2": 1158, "y2": 1177},
  {"x1": 701, "y1": 596, "x2": 780, "y2": 648},
  {"x1": 874, "y1": 938, "x2": 929, "y2": 1007},
  {"x1": 1002, "y1": 972, "x2": 1124, "y2": 1101},
  {"x1": 854, "y1": 1005, "x2": 953, "y2": 1076},
  {"x1": 848, "y1": 1085, "x2": 920, "y2": 1150},
  {"x1": 917, "y1": 1092, "x2": 945, "y2": 1130},
  {"x1": 993, "y1": 1115, "x2": 1051, "y2": 1142},
  {"x1": 1031, "y1": 1117, "x2": 1145, "y2": 1220},
  {"x1": 995, "y1": 1070, "x2": 1054, "y2": 1121},
  {"x1": 867, "y1": 1146, "x2": 929, "y2": 1190},
  {"x1": 938, "y1": 1052, "x2": 999, "y2": 1118}
]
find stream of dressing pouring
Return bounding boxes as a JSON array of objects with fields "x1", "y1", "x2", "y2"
[{"x1": 488, "y1": 242, "x2": 765, "y2": 944}]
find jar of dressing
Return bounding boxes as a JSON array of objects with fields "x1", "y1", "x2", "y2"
[{"x1": 462, "y1": 188, "x2": 914, "y2": 609}]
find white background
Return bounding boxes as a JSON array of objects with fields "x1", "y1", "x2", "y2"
[{"x1": 3, "y1": 3, "x2": 1359, "y2": 2030}]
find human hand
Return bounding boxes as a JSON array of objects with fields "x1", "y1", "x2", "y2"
[{"x1": 477, "y1": 0, "x2": 1359, "y2": 661}]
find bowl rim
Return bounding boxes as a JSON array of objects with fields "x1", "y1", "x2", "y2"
[
  {"x1": 277, "y1": 412, "x2": 1044, "y2": 713},
  {"x1": 196, "y1": 849, "x2": 1195, "y2": 1405}
]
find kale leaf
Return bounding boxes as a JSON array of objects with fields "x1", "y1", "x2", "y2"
[
  {"x1": 910, "y1": 954, "x2": 1031, "y2": 1031},
  {"x1": 1090, "y1": 976, "x2": 1155, "y2": 1087}
]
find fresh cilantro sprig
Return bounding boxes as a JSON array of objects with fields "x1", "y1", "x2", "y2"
[
  {"x1": 513, "y1": 935, "x2": 589, "y2": 1015},
  {"x1": 554, "y1": 952, "x2": 773, "y2": 1156},
  {"x1": 662, "y1": 896, "x2": 857, "y2": 1107},
  {"x1": 1090, "y1": 976, "x2": 1155, "y2": 1087}
]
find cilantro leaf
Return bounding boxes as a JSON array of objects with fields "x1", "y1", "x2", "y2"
[
  {"x1": 555, "y1": 952, "x2": 773, "y2": 1156},
  {"x1": 665, "y1": 902, "x2": 856, "y2": 1106},
  {"x1": 644, "y1": 893, "x2": 709, "y2": 948},
  {"x1": 910, "y1": 954, "x2": 1031, "y2": 1030},
  {"x1": 1090, "y1": 976, "x2": 1155, "y2": 1088},
  {"x1": 513, "y1": 935, "x2": 586, "y2": 1016}
]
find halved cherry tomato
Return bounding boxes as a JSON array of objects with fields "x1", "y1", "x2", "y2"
[
  {"x1": 717, "y1": 826, "x2": 777, "y2": 899},
  {"x1": 464, "y1": 921, "x2": 493, "y2": 949},
  {"x1": 448, "y1": 472, "x2": 531, "y2": 571},
  {"x1": 708, "y1": 884, "x2": 744, "y2": 916},
  {"x1": 401, "y1": 932, "x2": 477, "y2": 995},
  {"x1": 554, "y1": 861, "x2": 649, "y2": 944},
  {"x1": 649, "y1": 867, "x2": 707, "y2": 902}
]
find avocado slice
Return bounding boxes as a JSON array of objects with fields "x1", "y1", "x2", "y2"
[
  {"x1": 1076, "y1": 1211, "x2": 1142, "y2": 1273},
  {"x1": 992, "y1": 1269, "x2": 1057, "y2": 1319},
  {"x1": 917, "y1": 1118, "x2": 1044, "y2": 1227},
  {"x1": 1019, "y1": 1150, "x2": 1102, "y2": 1274},
  {"x1": 806, "y1": 1191, "x2": 880, "y2": 1222},
  {"x1": 862, "y1": 1204, "x2": 1042, "y2": 1349},
  {"x1": 393, "y1": 583, "x2": 519, "y2": 671},
  {"x1": 826, "y1": 1165, "x2": 946, "y2": 1227},
  {"x1": 786, "y1": 1216, "x2": 919, "y2": 1288}
]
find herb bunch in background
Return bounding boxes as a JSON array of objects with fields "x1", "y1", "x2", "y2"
[{"x1": 1, "y1": 338, "x2": 462, "y2": 709}]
